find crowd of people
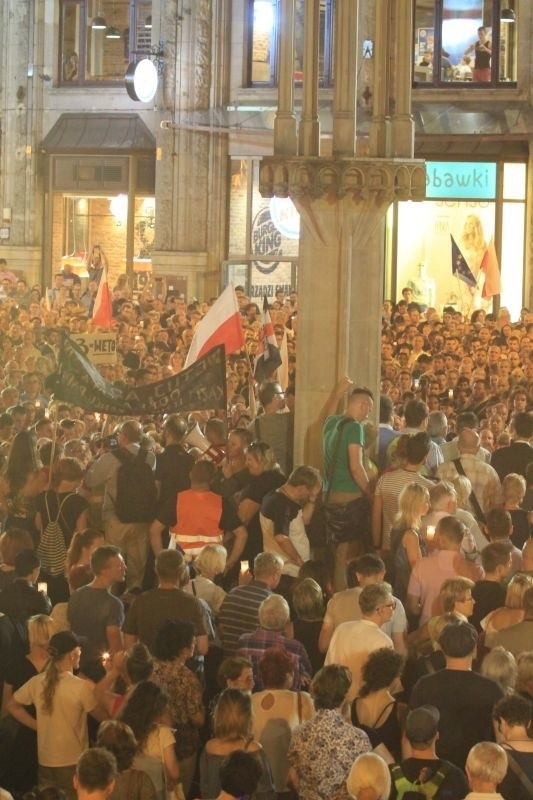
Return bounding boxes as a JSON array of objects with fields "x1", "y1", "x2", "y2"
[{"x1": 0, "y1": 260, "x2": 531, "y2": 800}]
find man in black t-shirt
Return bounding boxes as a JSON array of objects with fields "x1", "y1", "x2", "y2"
[
  {"x1": 409, "y1": 621, "x2": 504, "y2": 769},
  {"x1": 389, "y1": 705, "x2": 469, "y2": 800},
  {"x1": 471, "y1": 542, "x2": 512, "y2": 631}
]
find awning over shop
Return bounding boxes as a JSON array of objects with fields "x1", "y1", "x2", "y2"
[{"x1": 41, "y1": 113, "x2": 155, "y2": 155}]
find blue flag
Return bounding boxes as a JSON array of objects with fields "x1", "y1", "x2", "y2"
[{"x1": 451, "y1": 235, "x2": 477, "y2": 287}]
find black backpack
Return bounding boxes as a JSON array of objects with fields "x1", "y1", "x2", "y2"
[{"x1": 113, "y1": 448, "x2": 157, "y2": 523}]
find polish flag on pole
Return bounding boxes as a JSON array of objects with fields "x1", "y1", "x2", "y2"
[
  {"x1": 480, "y1": 237, "x2": 501, "y2": 298},
  {"x1": 184, "y1": 284, "x2": 245, "y2": 367},
  {"x1": 92, "y1": 264, "x2": 113, "y2": 328},
  {"x1": 254, "y1": 296, "x2": 282, "y2": 382}
]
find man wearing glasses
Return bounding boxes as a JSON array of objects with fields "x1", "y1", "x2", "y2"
[{"x1": 325, "y1": 582, "x2": 395, "y2": 701}]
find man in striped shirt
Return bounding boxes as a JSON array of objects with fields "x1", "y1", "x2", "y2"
[
  {"x1": 372, "y1": 433, "x2": 434, "y2": 551},
  {"x1": 218, "y1": 552, "x2": 283, "y2": 656}
]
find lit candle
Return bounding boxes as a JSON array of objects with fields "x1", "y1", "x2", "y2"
[
  {"x1": 102, "y1": 651, "x2": 110, "y2": 664},
  {"x1": 426, "y1": 525, "x2": 436, "y2": 541},
  {"x1": 240, "y1": 560, "x2": 250, "y2": 574},
  {"x1": 37, "y1": 581, "x2": 48, "y2": 594},
  {"x1": 448, "y1": 389, "x2": 453, "y2": 399}
]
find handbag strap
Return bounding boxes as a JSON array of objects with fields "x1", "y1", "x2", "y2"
[
  {"x1": 325, "y1": 416, "x2": 351, "y2": 501},
  {"x1": 506, "y1": 750, "x2": 533, "y2": 795},
  {"x1": 452, "y1": 458, "x2": 486, "y2": 524}
]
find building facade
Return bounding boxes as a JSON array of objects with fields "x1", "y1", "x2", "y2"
[{"x1": 0, "y1": 0, "x2": 531, "y2": 314}]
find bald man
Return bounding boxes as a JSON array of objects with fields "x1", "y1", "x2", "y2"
[{"x1": 436, "y1": 429, "x2": 502, "y2": 516}]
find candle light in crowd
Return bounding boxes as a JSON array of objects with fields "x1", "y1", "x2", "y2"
[
  {"x1": 426, "y1": 525, "x2": 436, "y2": 541},
  {"x1": 37, "y1": 581, "x2": 48, "y2": 594},
  {"x1": 240, "y1": 560, "x2": 249, "y2": 574},
  {"x1": 448, "y1": 389, "x2": 453, "y2": 399}
]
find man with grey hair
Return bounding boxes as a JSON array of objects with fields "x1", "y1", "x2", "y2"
[
  {"x1": 436, "y1": 429, "x2": 502, "y2": 516},
  {"x1": 325, "y1": 582, "x2": 394, "y2": 700},
  {"x1": 464, "y1": 742, "x2": 507, "y2": 799},
  {"x1": 236, "y1": 593, "x2": 312, "y2": 691},
  {"x1": 427, "y1": 411, "x2": 447, "y2": 446},
  {"x1": 218, "y1": 551, "x2": 284, "y2": 656}
]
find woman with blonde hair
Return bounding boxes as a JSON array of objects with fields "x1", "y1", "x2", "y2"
[
  {"x1": 502, "y1": 472, "x2": 530, "y2": 549},
  {"x1": 292, "y1": 577, "x2": 325, "y2": 673},
  {"x1": 389, "y1": 482, "x2": 429, "y2": 602},
  {"x1": 516, "y1": 651, "x2": 533, "y2": 701},
  {"x1": 482, "y1": 573, "x2": 533, "y2": 635},
  {"x1": 480, "y1": 646, "x2": 517, "y2": 694},
  {"x1": 184, "y1": 544, "x2": 227, "y2": 616},
  {"x1": 0, "y1": 614, "x2": 56, "y2": 794},
  {"x1": 200, "y1": 688, "x2": 275, "y2": 800}
]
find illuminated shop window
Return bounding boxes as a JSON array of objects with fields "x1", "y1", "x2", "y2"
[
  {"x1": 59, "y1": 0, "x2": 152, "y2": 85},
  {"x1": 394, "y1": 161, "x2": 526, "y2": 320},
  {"x1": 248, "y1": 0, "x2": 334, "y2": 86},
  {"x1": 413, "y1": 0, "x2": 517, "y2": 87}
]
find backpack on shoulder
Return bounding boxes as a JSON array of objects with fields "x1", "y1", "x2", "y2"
[
  {"x1": 113, "y1": 448, "x2": 157, "y2": 523},
  {"x1": 37, "y1": 491, "x2": 72, "y2": 576},
  {"x1": 391, "y1": 762, "x2": 450, "y2": 800}
]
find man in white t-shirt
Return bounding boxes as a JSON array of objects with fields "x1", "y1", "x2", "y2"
[
  {"x1": 319, "y1": 553, "x2": 407, "y2": 656},
  {"x1": 325, "y1": 583, "x2": 394, "y2": 701}
]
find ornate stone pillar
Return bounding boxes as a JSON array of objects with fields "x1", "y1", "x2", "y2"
[
  {"x1": 274, "y1": 0, "x2": 298, "y2": 155},
  {"x1": 369, "y1": 0, "x2": 391, "y2": 157},
  {"x1": 390, "y1": 0, "x2": 415, "y2": 157},
  {"x1": 332, "y1": 0, "x2": 358, "y2": 157},
  {"x1": 298, "y1": 0, "x2": 320, "y2": 157},
  {"x1": 260, "y1": 158, "x2": 426, "y2": 466}
]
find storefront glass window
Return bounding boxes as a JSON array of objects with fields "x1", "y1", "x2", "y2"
[
  {"x1": 395, "y1": 160, "x2": 526, "y2": 320},
  {"x1": 413, "y1": 0, "x2": 518, "y2": 86},
  {"x1": 227, "y1": 158, "x2": 298, "y2": 296}
]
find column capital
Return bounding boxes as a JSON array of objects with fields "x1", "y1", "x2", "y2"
[{"x1": 259, "y1": 156, "x2": 426, "y2": 204}]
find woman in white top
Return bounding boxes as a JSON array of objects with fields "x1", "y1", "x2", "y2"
[
  {"x1": 118, "y1": 680, "x2": 181, "y2": 800},
  {"x1": 252, "y1": 646, "x2": 314, "y2": 795},
  {"x1": 7, "y1": 630, "x2": 98, "y2": 800}
]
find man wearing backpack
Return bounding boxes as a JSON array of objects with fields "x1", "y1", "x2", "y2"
[
  {"x1": 84, "y1": 419, "x2": 156, "y2": 590},
  {"x1": 389, "y1": 705, "x2": 469, "y2": 799}
]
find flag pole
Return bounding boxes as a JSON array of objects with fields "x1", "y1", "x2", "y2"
[{"x1": 244, "y1": 349, "x2": 258, "y2": 420}]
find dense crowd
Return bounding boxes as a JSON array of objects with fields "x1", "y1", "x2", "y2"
[{"x1": 0, "y1": 261, "x2": 531, "y2": 800}]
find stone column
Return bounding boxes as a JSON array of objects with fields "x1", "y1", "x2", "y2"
[
  {"x1": 369, "y1": 0, "x2": 391, "y2": 157},
  {"x1": 298, "y1": 0, "x2": 320, "y2": 157},
  {"x1": 260, "y1": 157, "x2": 426, "y2": 467},
  {"x1": 332, "y1": 0, "x2": 358, "y2": 157},
  {"x1": 153, "y1": 0, "x2": 228, "y2": 297},
  {"x1": 390, "y1": 0, "x2": 415, "y2": 158},
  {"x1": 274, "y1": 0, "x2": 298, "y2": 155}
]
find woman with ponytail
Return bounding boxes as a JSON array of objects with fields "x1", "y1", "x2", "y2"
[{"x1": 6, "y1": 630, "x2": 99, "y2": 799}]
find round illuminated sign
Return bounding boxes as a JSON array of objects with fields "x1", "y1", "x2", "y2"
[
  {"x1": 125, "y1": 59, "x2": 158, "y2": 102},
  {"x1": 269, "y1": 196, "x2": 300, "y2": 240}
]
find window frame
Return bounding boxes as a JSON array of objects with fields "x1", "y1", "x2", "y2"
[
  {"x1": 246, "y1": 0, "x2": 335, "y2": 88},
  {"x1": 413, "y1": 0, "x2": 518, "y2": 89},
  {"x1": 58, "y1": 0, "x2": 151, "y2": 87}
]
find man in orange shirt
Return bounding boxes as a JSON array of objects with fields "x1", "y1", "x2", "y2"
[{"x1": 150, "y1": 461, "x2": 248, "y2": 573}]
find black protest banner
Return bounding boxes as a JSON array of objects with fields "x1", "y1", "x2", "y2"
[{"x1": 53, "y1": 334, "x2": 227, "y2": 414}]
